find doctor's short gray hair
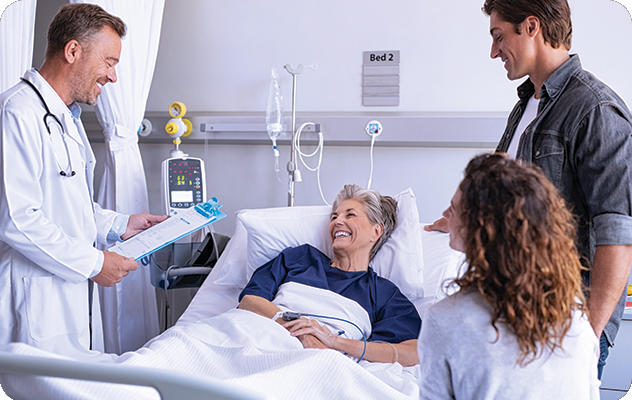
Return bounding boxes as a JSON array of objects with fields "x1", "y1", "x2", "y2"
[{"x1": 332, "y1": 184, "x2": 397, "y2": 261}]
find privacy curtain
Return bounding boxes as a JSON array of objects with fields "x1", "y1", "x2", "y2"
[
  {"x1": 69, "y1": 0, "x2": 166, "y2": 354},
  {"x1": 0, "y1": 0, "x2": 37, "y2": 93}
]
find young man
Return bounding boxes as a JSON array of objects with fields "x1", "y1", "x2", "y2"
[
  {"x1": 0, "y1": 4, "x2": 166, "y2": 357},
  {"x1": 427, "y1": 0, "x2": 632, "y2": 379}
]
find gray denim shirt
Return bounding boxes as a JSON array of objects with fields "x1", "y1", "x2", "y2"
[{"x1": 496, "y1": 54, "x2": 632, "y2": 345}]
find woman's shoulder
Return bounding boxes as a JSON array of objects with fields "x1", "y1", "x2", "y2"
[
  {"x1": 369, "y1": 269, "x2": 418, "y2": 309},
  {"x1": 279, "y1": 243, "x2": 330, "y2": 264},
  {"x1": 279, "y1": 243, "x2": 319, "y2": 254},
  {"x1": 428, "y1": 289, "x2": 492, "y2": 322},
  {"x1": 368, "y1": 268, "x2": 398, "y2": 290}
]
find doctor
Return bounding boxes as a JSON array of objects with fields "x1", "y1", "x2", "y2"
[{"x1": 0, "y1": 3, "x2": 166, "y2": 357}]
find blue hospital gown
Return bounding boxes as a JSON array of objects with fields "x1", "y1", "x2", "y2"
[{"x1": 239, "y1": 244, "x2": 421, "y2": 343}]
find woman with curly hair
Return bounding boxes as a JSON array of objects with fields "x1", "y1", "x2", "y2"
[{"x1": 418, "y1": 153, "x2": 599, "y2": 399}]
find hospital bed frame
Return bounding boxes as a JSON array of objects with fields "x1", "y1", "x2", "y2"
[{"x1": 0, "y1": 351, "x2": 265, "y2": 400}]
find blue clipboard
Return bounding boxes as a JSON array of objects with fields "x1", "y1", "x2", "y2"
[{"x1": 108, "y1": 198, "x2": 226, "y2": 261}]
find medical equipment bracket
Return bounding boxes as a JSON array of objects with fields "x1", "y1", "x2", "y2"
[{"x1": 83, "y1": 111, "x2": 507, "y2": 148}]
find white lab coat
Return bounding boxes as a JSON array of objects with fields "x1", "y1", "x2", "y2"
[{"x1": 0, "y1": 69, "x2": 121, "y2": 359}]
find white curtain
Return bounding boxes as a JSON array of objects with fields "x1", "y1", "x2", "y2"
[
  {"x1": 0, "y1": 0, "x2": 37, "y2": 93},
  {"x1": 69, "y1": 0, "x2": 166, "y2": 354}
]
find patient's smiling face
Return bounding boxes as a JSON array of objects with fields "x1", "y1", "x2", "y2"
[
  {"x1": 443, "y1": 188, "x2": 466, "y2": 252},
  {"x1": 329, "y1": 198, "x2": 381, "y2": 259}
]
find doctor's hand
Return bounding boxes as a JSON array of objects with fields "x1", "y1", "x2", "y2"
[
  {"x1": 423, "y1": 216, "x2": 448, "y2": 233},
  {"x1": 121, "y1": 212, "x2": 168, "y2": 240},
  {"x1": 91, "y1": 251, "x2": 138, "y2": 287}
]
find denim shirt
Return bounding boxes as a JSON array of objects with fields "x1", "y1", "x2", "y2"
[{"x1": 496, "y1": 54, "x2": 632, "y2": 345}]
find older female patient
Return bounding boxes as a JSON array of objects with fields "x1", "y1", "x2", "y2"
[
  {"x1": 238, "y1": 184, "x2": 421, "y2": 366},
  {"x1": 418, "y1": 153, "x2": 599, "y2": 399}
]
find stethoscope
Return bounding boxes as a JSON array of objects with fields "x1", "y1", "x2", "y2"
[{"x1": 21, "y1": 78, "x2": 76, "y2": 177}]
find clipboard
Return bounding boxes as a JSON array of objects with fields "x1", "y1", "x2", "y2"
[{"x1": 108, "y1": 198, "x2": 227, "y2": 261}]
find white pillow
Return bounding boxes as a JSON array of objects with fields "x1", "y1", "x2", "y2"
[
  {"x1": 212, "y1": 218, "x2": 249, "y2": 286},
  {"x1": 415, "y1": 228, "x2": 466, "y2": 318},
  {"x1": 214, "y1": 188, "x2": 425, "y2": 301},
  {"x1": 241, "y1": 205, "x2": 334, "y2": 277},
  {"x1": 213, "y1": 206, "x2": 330, "y2": 287},
  {"x1": 377, "y1": 188, "x2": 424, "y2": 300}
]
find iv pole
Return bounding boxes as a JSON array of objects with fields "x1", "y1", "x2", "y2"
[{"x1": 284, "y1": 64, "x2": 306, "y2": 206}]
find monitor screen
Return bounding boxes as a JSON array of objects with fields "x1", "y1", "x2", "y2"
[{"x1": 171, "y1": 190, "x2": 193, "y2": 203}]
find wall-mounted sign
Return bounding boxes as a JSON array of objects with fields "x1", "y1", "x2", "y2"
[{"x1": 362, "y1": 50, "x2": 400, "y2": 106}]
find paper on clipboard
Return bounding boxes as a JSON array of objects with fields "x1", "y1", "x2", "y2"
[{"x1": 108, "y1": 198, "x2": 226, "y2": 261}]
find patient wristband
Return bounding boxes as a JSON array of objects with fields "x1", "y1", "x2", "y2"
[{"x1": 272, "y1": 311, "x2": 284, "y2": 322}]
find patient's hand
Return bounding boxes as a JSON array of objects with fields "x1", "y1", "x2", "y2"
[
  {"x1": 424, "y1": 216, "x2": 448, "y2": 233},
  {"x1": 296, "y1": 333, "x2": 328, "y2": 349},
  {"x1": 284, "y1": 318, "x2": 337, "y2": 349}
]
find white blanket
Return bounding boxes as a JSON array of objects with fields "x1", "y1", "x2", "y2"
[
  {"x1": 273, "y1": 282, "x2": 372, "y2": 343},
  {"x1": 2, "y1": 289, "x2": 420, "y2": 400}
]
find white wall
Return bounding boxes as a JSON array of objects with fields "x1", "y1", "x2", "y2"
[
  {"x1": 27, "y1": 0, "x2": 632, "y2": 235},
  {"x1": 146, "y1": 0, "x2": 632, "y2": 113}
]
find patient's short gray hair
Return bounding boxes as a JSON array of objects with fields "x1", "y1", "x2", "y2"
[{"x1": 332, "y1": 184, "x2": 397, "y2": 261}]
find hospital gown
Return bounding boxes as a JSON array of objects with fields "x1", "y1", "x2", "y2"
[{"x1": 239, "y1": 244, "x2": 421, "y2": 343}]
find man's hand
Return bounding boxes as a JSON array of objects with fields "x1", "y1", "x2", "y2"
[
  {"x1": 91, "y1": 251, "x2": 138, "y2": 287},
  {"x1": 423, "y1": 216, "x2": 449, "y2": 233},
  {"x1": 121, "y1": 212, "x2": 168, "y2": 240}
]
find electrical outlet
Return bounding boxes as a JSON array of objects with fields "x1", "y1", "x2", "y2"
[{"x1": 365, "y1": 120, "x2": 383, "y2": 137}]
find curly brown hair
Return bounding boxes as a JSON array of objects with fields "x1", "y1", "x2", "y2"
[{"x1": 451, "y1": 153, "x2": 586, "y2": 365}]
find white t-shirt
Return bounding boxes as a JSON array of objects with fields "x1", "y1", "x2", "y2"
[
  {"x1": 417, "y1": 289, "x2": 600, "y2": 400},
  {"x1": 508, "y1": 95, "x2": 540, "y2": 159}
]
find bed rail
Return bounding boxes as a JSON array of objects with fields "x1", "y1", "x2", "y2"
[{"x1": 0, "y1": 351, "x2": 266, "y2": 400}]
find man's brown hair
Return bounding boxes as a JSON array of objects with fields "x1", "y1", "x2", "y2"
[
  {"x1": 482, "y1": 0, "x2": 572, "y2": 50},
  {"x1": 45, "y1": 3, "x2": 126, "y2": 60}
]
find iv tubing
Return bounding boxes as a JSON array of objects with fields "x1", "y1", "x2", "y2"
[{"x1": 295, "y1": 122, "x2": 330, "y2": 206}]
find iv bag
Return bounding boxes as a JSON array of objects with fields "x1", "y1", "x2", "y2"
[{"x1": 266, "y1": 67, "x2": 284, "y2": 141}]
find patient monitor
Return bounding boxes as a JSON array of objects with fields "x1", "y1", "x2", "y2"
[
  {"x1": 161, "y1": 157, "x2": 206, "y2": 216},
  {"x1": 160, "y1": 101, "x2": 205, "y2": 216}
]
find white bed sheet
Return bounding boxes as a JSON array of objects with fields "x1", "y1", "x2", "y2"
[{"x1": 2, "y1": 288, "x2": 421, "y2": 400}]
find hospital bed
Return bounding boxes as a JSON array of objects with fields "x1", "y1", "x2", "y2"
[
  {"x1": 0, "y1": 188, "x2": 464, "y2": 400},
  {"x1": 0, "y1": 351, "x2": 265, "y2": 400}
]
